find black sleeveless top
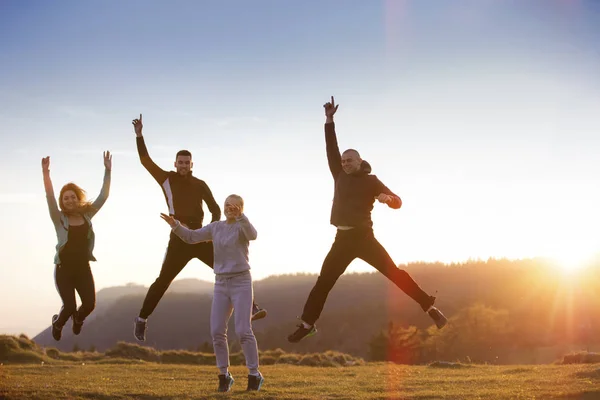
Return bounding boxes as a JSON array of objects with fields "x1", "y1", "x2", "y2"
[{"x1": 59, "y1": 219, "x2": 90, "y2": 266}]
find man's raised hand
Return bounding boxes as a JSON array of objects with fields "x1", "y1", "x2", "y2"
[
  {"x1": 323, "y1": 96, "x2": 339, "y2": 122},
  {"x1": 132, "y1": 114, "x2": 143, "y2": 137}
]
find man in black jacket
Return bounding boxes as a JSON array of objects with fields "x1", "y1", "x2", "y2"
[
  {"x1": 131, "y1": 114, "x2": 267, "y2": 341},
  {"x1": 288, "y1": 98, "x2": 447, "y2": 343}
]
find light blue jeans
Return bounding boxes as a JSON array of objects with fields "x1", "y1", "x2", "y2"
[{"x1": 211, "y1": 270, "x2": 259, "y2": 375}]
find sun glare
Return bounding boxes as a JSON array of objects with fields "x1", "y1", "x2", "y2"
[{"x1": 550, "y1": 250, "x2": 595, "y2": 275}]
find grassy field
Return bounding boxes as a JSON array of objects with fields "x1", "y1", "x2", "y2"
[{"x1": 1, "y1": 362, "x2": 599, "y2": 400}]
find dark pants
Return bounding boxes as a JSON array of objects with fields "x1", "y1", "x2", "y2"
[
  {"x1": 54, "y1": 263, "x2": 96, "y2": 327},
  {"x1": 139, "y1": 232, "x2": 214, "y2": 319},
  {"x1": 301, "y1": 227, "x2": 433, "y2": 325}
]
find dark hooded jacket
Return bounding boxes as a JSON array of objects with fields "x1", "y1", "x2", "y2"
[{"x1": 325, "y1": 122, "x2": 401, "y2": 228}]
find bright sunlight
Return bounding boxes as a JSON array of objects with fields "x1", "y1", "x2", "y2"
[{"x1": 550, "y1": 248, "x2": 596, "y2": 275}]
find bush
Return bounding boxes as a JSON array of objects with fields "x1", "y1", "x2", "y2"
[
  {"x1": 562, "y1": 352, "x2": 600, "y2": 364},
  {"x1": 161, "y1": 350, "x2": 213, "y2": 365},
  {"x1": 228, "y1": 351, "x2": 246, "y2": 366},
  {"x1": 105, "y1": 342, "x2": 160, "y2": 362},
  {"x1": 277, "y1": 353, "x2": 301, "y2": 365},
  {"x1": 261, "y1": 348, "x2": 285, "y2": 358},
  {"x1": 260, "y1": 355, "x2": 278, "y2": 365},
  {"x1": 0, "y1": 335, "x2": 38, "y2": 356},
  {"x1": 298, "y1": 353, "x2": 324, "y2": 367},
  {"x1": 0, "y1": 335, "x2": 47, "y2": 364},
  {"x1": 95, "y1": 358, "x2": 146, "y2": 364},
  {"x1": 196, "y1": 352, "x2": 217, "y2": 364},
  {"x1": 0, "y1": 335, "x2": 366, "y2": 367},
  {"x1": 45, "y1": 348, "x2": 61, "y2": 359},
  {"x1": 16, "y1": 334, "x2": 37, "y2": 351},
  {"x1": 55, "y1": 352, "x2": 84, "y2": 362},
  {"x1": 324, "y1": 350, "x2": 365, "y2": 366}
]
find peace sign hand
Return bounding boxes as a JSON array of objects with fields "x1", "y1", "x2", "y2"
[{"x1": 103, "y1": 151, "x2": 112, "y2": 170}]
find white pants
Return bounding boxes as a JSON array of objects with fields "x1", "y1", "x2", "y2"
[{"x1": 211, "y1": 271, "x2": 259, "y2": 375}]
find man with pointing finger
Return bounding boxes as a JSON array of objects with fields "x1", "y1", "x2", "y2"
[
  {"x1": 131, "y1": 114, "x2": 267, "y2": 342},
  {"x1": 288, "y1": 97, "x2": 447, "y2": 343}
]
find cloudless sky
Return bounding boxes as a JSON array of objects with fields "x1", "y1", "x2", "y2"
[{"x1": 1, "y1": 0, "x2": 599, "y2": 336}]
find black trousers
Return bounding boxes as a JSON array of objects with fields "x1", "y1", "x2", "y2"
[
  {"x1": 301, "y1": 227, "x2": 433, "y2": 325},
  {"x1": 139, "y1": 232, "x2": 214, "y2": 319},
  {"x1": 54, "y1": 262, "x2": 96, "y2": 326}
]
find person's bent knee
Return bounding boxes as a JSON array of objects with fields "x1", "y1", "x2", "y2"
[
  {"x1": 236, "y1": 328, "x2": 255, "y2": 342},
  {"x1": 211, "y1": 329, "x2": 227, "y2": 340}
]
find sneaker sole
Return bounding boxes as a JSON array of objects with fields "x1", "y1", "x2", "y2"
[
  {"x1": 248, "y1": 378, "x2": 265, "y2": 391},
  {"x1": 256, "y1": 377, "x2": 264, "y2": 391},
  {"x1": 436, "y1": 319, "x2": 448, "y2": 329},
  {"x1": 133, "y1": 322, "x2": 146, "y2": 342},
  {"x1": 219, "y1": 379, "x2": 234, "y2": 392},
  {"x1": 73, "y1": 321, "x2": 83, "y2": 335},
  {"x1": 305, "y1": 328, "x2": 317, "y2": 339},
  {"x1": 251, "y1": 310, "x2": 267, "y2": 321},
  {"x1": 288, "y1": 327, "x2": 317, "y2": 343},
  {"x1": 51, "y1": 315, "x2": 62, "y2": 341}
]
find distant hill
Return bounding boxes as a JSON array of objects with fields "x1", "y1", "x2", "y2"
[
  {"x1": 32, "y1": 272, "x2": 423, "y2": 355},
  {"x1": 33, "y1": 278, "x2": 213, "y2": 351},
  {"x1": 31, "y1": 260, "x2": 600, "y2": 361}
]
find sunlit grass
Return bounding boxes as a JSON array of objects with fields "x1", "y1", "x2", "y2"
[{"x1": 2, "y1": 362, "x2": 600, "y2": 399}]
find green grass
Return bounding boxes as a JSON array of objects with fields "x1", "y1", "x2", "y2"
[{"x1": 1, "y1": 362, "x2": 599, "y2": 399}]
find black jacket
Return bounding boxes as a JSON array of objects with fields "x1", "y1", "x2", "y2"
[
  {"x1": 136, "y1": 137, "x2": 221, "y2": 229},
  {"x1": 325, "y1": 123, "x2": 401, "y2": 228}
]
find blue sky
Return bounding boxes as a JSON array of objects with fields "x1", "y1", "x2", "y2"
[{"x1": 1, "y1": 0, "x2": 599, "y2": 336}]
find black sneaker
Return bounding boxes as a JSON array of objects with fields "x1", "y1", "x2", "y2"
[
  {"x1": 72, "y1": 315, "x2": 83, "y2": 335},
  {"x1": 428, "y1": 307, "x2": 448, "y2": 329},
  {"x1": 287, "y1": 322, "x2": 317, "y2": 343},
  {"x1": 246, "y1": 373, "x2": 264, "y2": 391},
  {"x1": 51, "y1": 314, "x2": 62, "y2": 341},
  {"x1": 218, "y1": 372, "x2": 234, "y2": 392},
  {"x1": 133, "y1": 317, "x2": 147, "y2": 341},
  {"x1": 251, "y1": 303, "x2": 267, "y2": 321}
]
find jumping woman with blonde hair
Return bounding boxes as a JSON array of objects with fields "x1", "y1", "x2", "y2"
[{"x1": 42, "y1": 151, "x2": 112, "y2": 341}]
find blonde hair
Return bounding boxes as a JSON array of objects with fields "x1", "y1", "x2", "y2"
[{"x1": 59, "y1": 182, "x2": 93, "y2": 214}]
